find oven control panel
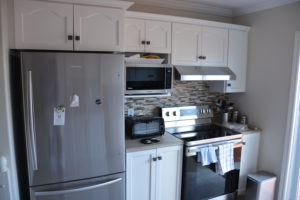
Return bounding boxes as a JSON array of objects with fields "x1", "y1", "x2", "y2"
[{"x1": 161, "y1": 105, "x2": 213, "y2": 122}]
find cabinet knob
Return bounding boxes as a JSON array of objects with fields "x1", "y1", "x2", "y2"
[
  {"x1": 158, "y1": 156, "x2": 162, "y2": 160},
  {"x1": 227, "y1": 83, "x2": 231, "y2": 87},
  {"x1": 152, "y1": 157, "x2": 157, "y2": 161},
  {"x1": 146, "y1": 41, "x2": 150, "y2": 45},
  {"x1": 75, "y1": 36, "x2": 80, "y2": 41},
  {"x1": 141, "y1": 40, "x2": 146, "y2": 45},
  {"x1": 67, "y1": 35, "x2": 73, "y2": 41}
]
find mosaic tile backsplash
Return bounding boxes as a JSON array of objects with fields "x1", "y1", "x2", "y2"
[{"x1": 125, "y1": 81, "x2": 229, "y2": 117}]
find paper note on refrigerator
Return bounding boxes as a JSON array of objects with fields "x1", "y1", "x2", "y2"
[
  {"x1": 70, "y1": 94, "x2": 79, "y2": 107},
  {"x1": 54, "y1": 106, "x2": 65, "y2": 126}
]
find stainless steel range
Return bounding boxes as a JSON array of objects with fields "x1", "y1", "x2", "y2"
[{"x1": 161, "y1": 105, "x2": 244, "y2": 200}]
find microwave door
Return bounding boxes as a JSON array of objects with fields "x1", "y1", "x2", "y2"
[{"x1": 125, "y1": 66, "x2": 172, "y2": 95}]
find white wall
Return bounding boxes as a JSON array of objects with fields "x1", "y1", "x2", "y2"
[
  {"x1": 0, "y1": 0, "x2": 19, "y2": 199},
  {"x1": 231, "y1": 2, "x2": 300, "y2": 197}
]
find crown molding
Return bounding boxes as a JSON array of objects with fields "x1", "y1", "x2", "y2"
[
  {"x1": 128, "y1": 0, "x2": 233, "y2": 17},
  {"x1": 233, "y1": 0, "x2": 300, "y2": 16},
  {"x1": 126, "y1": 11, "x2": 251, "y2": 32},
  {"x1": 37, "y1": 0, "x2": 134, "y2": 9}
]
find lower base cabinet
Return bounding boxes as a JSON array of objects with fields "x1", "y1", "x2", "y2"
[
  {"x1": 239, "y1": 132, "x2": 261, "y2": 195},
  {"x1": 126, "y1": 145, "x2": 183, "y2": 200}
]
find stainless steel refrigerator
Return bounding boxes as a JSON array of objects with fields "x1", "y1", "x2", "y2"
[{"x1": 11, "y1": 51, "x2": 125, "y2": 200}]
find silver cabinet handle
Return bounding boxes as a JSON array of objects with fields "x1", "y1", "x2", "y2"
[
  {"x1": 35, "y1": 178, "x2": 122, "y2": 196},
  {"x1": 28, "y1": 71, "x2": 38, "y2": 171}
]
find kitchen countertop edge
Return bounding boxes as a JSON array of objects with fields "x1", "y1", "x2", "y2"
[{"x1": 126, "y1": 132, "x2": 183, "y2": 153}]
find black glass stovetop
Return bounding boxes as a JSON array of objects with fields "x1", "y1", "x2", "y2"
[{"x1": 173, "y1": 124, "x2": 242, "y2": 143}]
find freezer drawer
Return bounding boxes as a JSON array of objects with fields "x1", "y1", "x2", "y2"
[{"x1": 30, "y1": 173, "x2": 125, "y2": 200}]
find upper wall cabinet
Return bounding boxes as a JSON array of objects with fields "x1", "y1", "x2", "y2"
[
  {"x1": 201, "y1": 27, "x2": 228, "y2": 66},
  {"x1": 208, "y1": 30, "x2": 248, "y2": 93},
  {"x1": 124, "y1": 18, "x2": 171, "y2": 53},
  {"x1": 74, "y1": 5, "x2": 123, "y2": 51},
  {"x1": 226, "y1": 30, "x2": 248, "y2": 93},
  {"x1": 172, "y1": 23, "x2": 228, "y2": 66},
  {"x1": 14, "y1": 0, "x2": 124, "y2": 51},
  {"x1": 14, "y1": 0, "x2": 74, "y2": 50}
]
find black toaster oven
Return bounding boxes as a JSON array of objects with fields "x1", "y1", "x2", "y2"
[{"x1": 125, "y1": 116, "x2": 165, "y2": 139}]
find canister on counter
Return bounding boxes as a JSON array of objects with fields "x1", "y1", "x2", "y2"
[
  {"x1": 232, "y1": 110, "x2": 239, "y2": 122},
  {"x1": 240, "y1": 115, "x2": 248, "y2": 124}
]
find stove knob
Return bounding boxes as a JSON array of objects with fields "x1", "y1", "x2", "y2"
[
  {"x1": 206, "y1": 108, "x2": 210, "y2": 113},
  {"x1": 166, "y1": 112, "x2": 170, "y2": 117},
  {"x1": 202, "y1": 109, "x2": 206, "y2": 114},
  {"x1": 173, "y1": 111, "x2": 177, "y2": 116}
]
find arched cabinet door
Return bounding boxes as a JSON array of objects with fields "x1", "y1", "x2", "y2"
[
  {"x1": 124, "y1": 18, "x2": 146, "y2": 52},
  {"x1": 145, "y1": 20, "x2": 171, "y2": 54},
  {"x1": 73, "y1": 5, "x2": 124, "y2": 51},
  {"x1": 14, "y1": 0, "x2": 73, "y2": 50}
]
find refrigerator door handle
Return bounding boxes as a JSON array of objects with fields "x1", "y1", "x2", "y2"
[
  {"x1": 28, "y1": 70, "x2": 38, "y2": 171},
  {"x1": 34, "y1": 178, "x2": 122, "y2": 196}
]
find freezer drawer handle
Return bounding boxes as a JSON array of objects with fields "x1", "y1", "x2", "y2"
[
  {"x1": 28, "y1": 70, "x2": 38, "y2": 171},
  {"x1": 34, "y1": 177, "x2": 122, "y2": 196}
]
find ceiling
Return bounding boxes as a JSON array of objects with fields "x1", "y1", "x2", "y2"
[{"x1": 126, "y1": 0, "x2": 300, "y2": 16}]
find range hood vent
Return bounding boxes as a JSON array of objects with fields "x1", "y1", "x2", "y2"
[{"x1": 175, "y1": 66, "x2": 236, "y2": 81}]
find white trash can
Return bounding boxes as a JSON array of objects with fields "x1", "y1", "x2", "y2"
[{"x1": 245, "y1": 171, "x2": 277, "y2": 200}]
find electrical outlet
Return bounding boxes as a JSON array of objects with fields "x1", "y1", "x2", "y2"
[{"x1": 128, "y1": 108, "x2": 134, "y2": 117}]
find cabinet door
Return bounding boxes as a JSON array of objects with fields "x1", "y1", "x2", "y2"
[
  {"x1": 126, "y1": 150, "x2": 157, "y2": 200},
  {"x1": 124, "y1": 18, "x2": 145, "y2": 52},
  {"x1": 74, "y1": 5, "x2": 124, "y2": 51},
  {"x1": 156, "y1": 146, "x2": 183, "y2": 200},
  {"x1": 145, "y1": 20, "x2": 171, "y2": 53},
  {"x1": 14, "y1": 0, "x2": 73, "y2": 50},
  {"x1": 239, "y1": 133, "x2": 260, "y2": 195},
  {"x1": 172, "y1": 23, "x2": 202, "y2": 65},
  {"x1": 201, "y1": 27, "x2": 228, "y2": 66},
  {"x1": 226, "y1": 30, "x2": 248, "y2": 93}
]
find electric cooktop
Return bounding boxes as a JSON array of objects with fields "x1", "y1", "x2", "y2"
[{"x1": 173, "y1": 124, "x2": 242, "y2": 146}]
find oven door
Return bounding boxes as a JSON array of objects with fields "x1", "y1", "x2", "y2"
[
  {"x1": 125, "y1": 65, "x2": 172, "y2": 95},
  {"x1": 182, "y1": 143, "x2": 242, "y2": 200}
]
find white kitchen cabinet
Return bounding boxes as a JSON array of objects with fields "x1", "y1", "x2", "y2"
[
  {"x1": 226, "y1": 30, "x2": 248, "y2": 93},
  {"x1": 126, "y1": 145, "x2": 183, "y2": 200},
  {"x1": 14, "y1": 0, "x2": 74, "y2": 50},
  {"x1": 171, "y1": 23, "x2": 201, "y2": 65},
  {"x1": 74, "y1": 5, "x2": 123, "y2": 51},
  {"x1": 126, "y1": 149, "x2": 156, "y2": 200},
  {"x1": 238, "y1": 132, "x2": 260, "y2": 195},
  {"x1": 155, "y1": 146, "x2": 182, "y2": 200},
  {"x1": 201, "y1": 27, "x2": 228, "y2": 66},
  {"x1": 172, "y1": 23, "x2": 228, "y2": 66},
  {"x1": 124, "y1": 18, "x2": 145, "y2": 52},
  {"x1": 124, "y1": 18, "x2": 171, "y2": 53},
  {"x1": 14, "y1": 0, "x2": 124, "y2": 51},
  {"x1": 208, "y1": 30, "x2": 248, "y2": 93}
]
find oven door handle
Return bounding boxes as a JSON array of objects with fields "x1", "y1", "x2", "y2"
[{"x1": 185, "y1": 139, "x2": 245, "y2": 157}]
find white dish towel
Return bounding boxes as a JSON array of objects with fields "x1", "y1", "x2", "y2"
[
  {"x1": 216, "y1": 143, "x2": 235, "y2": 175},
  {"x1": 197, "y1": 146, "x2": 218, "y2": 166}
]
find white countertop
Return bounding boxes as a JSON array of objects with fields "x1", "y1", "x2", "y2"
[
  {"x1": 214, "y1": 122, "x2": 262, "y2": 134},
  {"x1": 126, "y1": 132, "x2": 183, "y2": 153}
]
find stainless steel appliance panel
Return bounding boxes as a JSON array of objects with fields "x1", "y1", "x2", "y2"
[
  {"x1": 21, "y1": 52, "x2": 125, "y2": 186},
  {"x1": 30, "y1": 172, "x2": 125, "y2": 200}
]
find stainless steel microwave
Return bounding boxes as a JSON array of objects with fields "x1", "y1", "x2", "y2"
[{"x1": 125, "y1": 64, "x2": 173, "y2": 95}]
